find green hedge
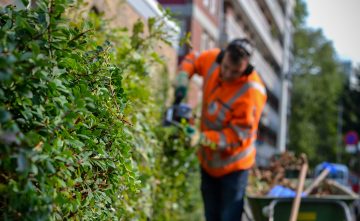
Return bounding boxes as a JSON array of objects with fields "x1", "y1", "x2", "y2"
[{"x1": 0, "y1": 1, "x2": 202, "y2": 220}]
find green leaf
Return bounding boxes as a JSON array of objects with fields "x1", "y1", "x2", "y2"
[
  {"x1": 0, "y1": 109, "x2": 12, "y2": 123},
  {"x1": 16, "y1": 153, "x2": 27, "y2": 172},
  {"x1": 65, "y1": 139, "x2": 85, "y2": 150},
  {"x1": 30, "y1": 164, "x2": 38, "y2": 175},
  {"x1": 46, "y1": 161, "x2": 56, "y2": 173}
]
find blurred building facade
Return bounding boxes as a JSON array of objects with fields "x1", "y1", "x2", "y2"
[
  {"x1": 341, "y1": 60, "x2": 359, "y2": 91},
  {"x1": 158, "y1": 0, "x2": 296, "y2": 166}
]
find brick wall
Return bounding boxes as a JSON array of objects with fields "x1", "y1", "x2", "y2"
[
  {"x1": 88, "y1": 0, "x2": 177, "y2": 73},
  {"x1": 193, "y1": 0, "x2": 220, "y2": 26},
  {"x1": 88, "y1": 0, "x2": 179, "y2": 104}
]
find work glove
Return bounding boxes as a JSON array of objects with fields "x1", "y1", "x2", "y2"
[
  {"x1": 174, "y1": 71, "x2": 189, "y2": 104},
  {"x1": 186, "y1": 126, "x2": 216, "y2": 149},
  {"x1": 174, "y1": 86, "x2": 187, "y2": 104}
]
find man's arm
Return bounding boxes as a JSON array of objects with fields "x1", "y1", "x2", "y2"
[{"x1": 174, "y1": 51, "x2": 205, "y2": 104}]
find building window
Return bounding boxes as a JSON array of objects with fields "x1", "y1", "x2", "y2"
[
  {"x1": 209, "y1": 0, "x2": 216, "y2": 14},
  {"x1": 203, "y1": 0, "x2": 216, "y2": 15},
  {"x1": 208, "y1": 38, "x2": 215, "y2": 49},
  {"x1": 200, "y1": 31, "x2": 215, "y2": 51},
  {"x1": 200, "y1": 31, "x2": 209, "y2": 52},
  {"x1": 203, "y1": 0, "x2": 209, "y2": 7}
]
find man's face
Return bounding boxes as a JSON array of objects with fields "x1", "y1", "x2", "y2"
[{"x1": 220, "y1": 52, "x2": 249, "y2": 82}]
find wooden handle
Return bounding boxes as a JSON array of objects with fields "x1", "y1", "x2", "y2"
[
  {"x1": 289, "y1": 154, "x2": 308, "y2": 221},
  {"x1": 326, "y1": 180, "x2": 359, "y2": 198},
  {"x1": 303, "y1": 168, "x2": 330, "y2": 196}
]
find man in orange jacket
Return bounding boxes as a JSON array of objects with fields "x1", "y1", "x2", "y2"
[{"x1": 174, "y1": 38, "x2": 267, "y2": 221}]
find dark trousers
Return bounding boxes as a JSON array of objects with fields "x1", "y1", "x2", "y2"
[{"x1": 200, "y1": 168, "x2": 249, "y2": 221}]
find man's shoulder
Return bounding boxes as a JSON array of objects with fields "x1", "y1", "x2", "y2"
[
  {"x1": 199, "y1": 48, "x2": 221, "y2": 60},
  {"x1": 248, "y1": 70, "x2": 265, "y2": 85}
]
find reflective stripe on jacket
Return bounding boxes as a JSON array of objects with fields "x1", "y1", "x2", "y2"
[{"x1": 179, "y1": 49, "x2": 267, "y2": 177}]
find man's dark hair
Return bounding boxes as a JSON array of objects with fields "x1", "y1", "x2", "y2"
[{"x1": 225, "y1": 38, "x2": 253, "y2": 64}]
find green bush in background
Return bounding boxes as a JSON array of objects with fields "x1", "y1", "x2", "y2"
[{"x1": 0, "y1": 0, "x2": 202, "y2": 220}]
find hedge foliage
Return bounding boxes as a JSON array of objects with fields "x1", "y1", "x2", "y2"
[{"x1": 0, "y1": 1, "x2": 202, "y2": 220}]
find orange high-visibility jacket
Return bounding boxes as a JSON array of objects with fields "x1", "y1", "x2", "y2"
[{"x1": 179, "y1": 49, "x2": 267, "y2": 177}]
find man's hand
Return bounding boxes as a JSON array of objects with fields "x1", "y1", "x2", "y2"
[
  {"x1": 174, "y1": 86, "x2": 187, "y2": 104},
  {"x1": 190, "y1": 129, "x2": 201, "y2": 147},
  {"x1": 185, "y1": 126, "x2": 199, "y2": 147},
  {"x1": 186, "y1": 126, "x2": 216, "y2": 149}
]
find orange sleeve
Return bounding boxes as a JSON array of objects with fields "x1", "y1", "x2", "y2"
[
  {"x1": 178, "y1": 51, "x2": 208, "y2": 78},
  {"x1": 202, "y1": 88, "x2": 267, "y2": 151}
]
